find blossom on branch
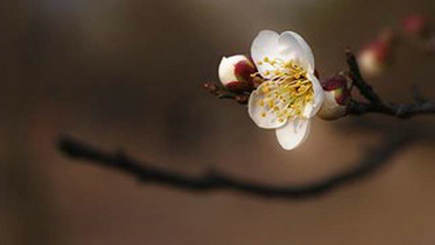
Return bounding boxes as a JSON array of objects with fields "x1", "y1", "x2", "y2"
[{"x1": 247, "y1": 30, "x2": 324, "y2": 150}]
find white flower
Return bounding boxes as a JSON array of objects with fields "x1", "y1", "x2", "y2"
[{"x1": 248, "y1": 30, "x2": 324, "y2": 150}]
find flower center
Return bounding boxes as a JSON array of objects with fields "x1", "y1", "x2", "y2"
[{"x1": 255, "y1": 57, "x2": 314, "y2": 121}]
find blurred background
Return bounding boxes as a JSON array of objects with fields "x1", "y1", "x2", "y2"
[{"x1": 2, "y1": 0, "x2": 435, "y2": 244}]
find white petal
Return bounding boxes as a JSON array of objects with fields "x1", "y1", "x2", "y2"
[
  {"x1": 251, "y1": 30, "x2": 316, "y2": 79},
  {"x1": 278, "y1": 31, "x2": 315, "y2": 72},
  {"x1": 303, "y1": 72, "x2": 324, "y2": 118},
  {"x1": 218, "y1": 55, "x2": 248, "y2": 86},
  {"x1": 250, "y1": 30, "x2": 280, "y2": 79},
  {"x1": 317, "y1": 90, "x2": 346, "y2": 120},
  {"x1": 275, "y1": 119, "x2": 311, "y2": 150},
  {"x1": 248, "y1": 83, "x2": 287, "y2": 129}
]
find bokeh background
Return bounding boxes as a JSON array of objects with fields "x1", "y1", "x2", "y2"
[{"x1": 2, "y1": 0, "x2": 435, "y2": 244}]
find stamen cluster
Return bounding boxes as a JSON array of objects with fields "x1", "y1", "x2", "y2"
[{"x1": 255, "y1": 57, "x2": 314, "y2": 121}]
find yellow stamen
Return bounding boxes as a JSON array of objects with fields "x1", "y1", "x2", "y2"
[{"x1": 257, "y1": 59, "x2": 314, "y2": 120}]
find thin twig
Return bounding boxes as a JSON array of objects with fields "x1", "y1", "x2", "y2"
[
  {"x1": 345, "y1": 50, "x2": 383, "y2": 105},
  {"x1": 345, "y1": 50, "x2": 435, "y2": 118},
  {"x1": 57, "y1": 133, "x2": 412, "y2": 199},
  {"x1": 202, "y1": 82, "x2": 249, "y2": 104}
]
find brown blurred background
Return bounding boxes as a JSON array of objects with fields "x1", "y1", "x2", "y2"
[{"x1": 2, "y1": 0, "x2": 435, "y2": 244}]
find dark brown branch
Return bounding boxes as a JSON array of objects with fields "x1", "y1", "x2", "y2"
[
  {"x1": 348, "y1": 99, "x2": 435, "y2": 118},
  {"x1": 202, "y1": 82, "x2": 249, "y2": 104},
  {"x1": 345, "y1": 50, "x2": 383, "y2": 105},
  {"x1": 345, "y1": 50, "x2": 435, "y2": 118},
  {"x1": 57, "y1": 133, "x2": 412, "y2": 199}
]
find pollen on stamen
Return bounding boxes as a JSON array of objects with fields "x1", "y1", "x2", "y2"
[
  {"x1": 262, "y1": 86, "x2": 270, "y2": 93},
  {"x1": 255, "y1": 59, "x2": 315, "y2": 120}
]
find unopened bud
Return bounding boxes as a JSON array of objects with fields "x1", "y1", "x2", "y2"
[
  {"x1": 402, "y1": 14, "x2": 428, "y2": 37},
  {"x1": 358, "y1": 29, "x2": 395, "y2": 78},
  {"x1": 218, "y1": 55, "x2": 257, "y2": 92},
  {"x1": 318, "y1": 75, "x2": 352, "y2": 120}
]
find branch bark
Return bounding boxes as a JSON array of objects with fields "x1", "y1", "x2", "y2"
[
  {"x1": 345, "y1": 50, "x2": 435, "y2": 118},
  {"x1": 57, "y1": 132, "x2": 412, "y2": 199}
]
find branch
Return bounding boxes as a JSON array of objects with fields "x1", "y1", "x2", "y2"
[
  {"x1": 202, "y1": 82, "x2": 249, "y2": 104},
  {"x1": 345, "y1": 50, "x2": 435, "y2": 118},
  {"x1": 57, "y1": 133, "x2": 412, "y2": 199},
  {"x1": 346, "y1": 51, "x2": 383, "y2": 105},
  {"x1": 57, "y1": 51, "x2": 431, "y2": 199}
]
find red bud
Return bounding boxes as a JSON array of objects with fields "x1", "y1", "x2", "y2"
[{"x1": 402, "y1": 14, "x2": 428, "y2": 36}]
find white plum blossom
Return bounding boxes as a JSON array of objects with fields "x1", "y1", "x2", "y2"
[{"x1": 248, "y1": 30, "x2": 324, "y2": 150}]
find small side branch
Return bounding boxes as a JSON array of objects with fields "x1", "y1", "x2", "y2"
[
  {"x1": 345, "y1": 50, "x2": 435, "y2": 118},
  {"x1": 348, "y1": 100, "x2": 435, "y2": 118},
  {"x1": 346, "y1": 50, "x2": 383, "y2": 105},
  {"x1": 57, "y1": 133, "x2": 412, "y2": 199},
  {"x1": 202, "y1": 83, "x2": 249, "y2": 104}
]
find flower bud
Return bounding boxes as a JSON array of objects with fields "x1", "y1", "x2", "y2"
[
  {"x1": 402, "y1": 14, "x2": 428, "y2": 37},
  {"x1": 218, "y1": 55, "x2": 257, "y2": 92},
  {"x1": 358, "y1": 30, "x2": 394, "y2": 78},
  {"x1": 317, "y1": 75, "x2": 352, "y2": 120}
]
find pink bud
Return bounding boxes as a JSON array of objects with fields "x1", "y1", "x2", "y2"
[
  {"x1": 402, "y1": 14, "x2": 428, "y2": 36},
  {"x1": 317, "y1": 75, "x2": 352, "y2": 120},
  {"x1": 218, "y1": 55, "x2": 257, "y2": 92},
  {"x1": 358, "y1": 30, "x2": 394, "y2": 78}
]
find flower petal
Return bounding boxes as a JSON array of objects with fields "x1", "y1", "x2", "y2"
[
  {"x1": 218, "y1": 55, "x2": 246, "y2": 86},
  {"x1": 248, "y1": 82, "x2": 287, "y2": 129},
  {"x1": 251, "y1": 30, "x2": 316, "y2": 79},
  {"x1": 303, "y1": 72, "x2": 325, "y2": 118},
  {"x1": 218, "y1": 54, "x2": 255, "y2": 89},
  {"x1": 275, "y1": 119, "x2": 311, "y2": 150},
  {"x1": 250, "y1": 30, "x2": 280, "y2": 79},
  {"x1": 278, "y1": 31, "x2": 315, "y2": 72}
]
